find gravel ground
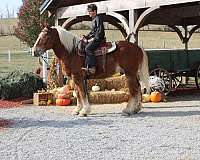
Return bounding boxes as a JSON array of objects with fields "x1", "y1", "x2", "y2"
[{"x1": 0, "y1": 94, "x2": 200, "y2": 160}]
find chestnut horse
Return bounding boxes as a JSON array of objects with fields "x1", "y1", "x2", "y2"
[{"x1": 32, "y1": 26, "x2": 150, "y2": 116}]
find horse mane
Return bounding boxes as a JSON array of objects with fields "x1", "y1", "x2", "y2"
[{"x1": 52, "y1": 26, "x2": 79, "y2": 54}]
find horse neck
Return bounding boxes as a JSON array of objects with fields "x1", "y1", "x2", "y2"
[{"x1": 53, "y1": 42, "x2": 71, "y2": 60}]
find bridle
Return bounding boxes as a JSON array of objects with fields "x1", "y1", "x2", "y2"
[{"x1": 36, "y1": 29, "x2": 54, "y2": 66}]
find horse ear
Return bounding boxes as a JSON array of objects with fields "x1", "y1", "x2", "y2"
[{"x1": 40, "y1": 22, "x2": 45, "y2": 29}]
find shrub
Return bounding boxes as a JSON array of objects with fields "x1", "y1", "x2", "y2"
[{"x1": 0, "y1": 70, "x2": 46, "y2": 100}]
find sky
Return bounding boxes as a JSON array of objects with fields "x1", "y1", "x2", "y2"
[{"x1": 0, "y1": 0, "x2": 22, "y2": 18}]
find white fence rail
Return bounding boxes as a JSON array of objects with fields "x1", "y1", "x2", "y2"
[
  {"x1": 0, "y1": 48, "x2": 32, "y2": 62},
  {"x1": 0, "y1": 49, "x2": 54, "y2": 83}
]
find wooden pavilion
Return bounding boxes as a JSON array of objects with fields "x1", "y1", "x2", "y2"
[
  {"x1": 39, "y1": 0, "x2": 200, "y2": 89},
  {"x1": 40, "y1": 0, "x2": 200, "y2": 46}
]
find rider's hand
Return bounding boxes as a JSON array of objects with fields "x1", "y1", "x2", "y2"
[
  {"x1": 80, "y1": 35, "x2": 86, "y2": 40},
  {"x1": 88, "y1": 38, "x2": 94, "y2": 42},
  {"x1": 80, "y1": 37, "x2": 88, "y2": 43}
]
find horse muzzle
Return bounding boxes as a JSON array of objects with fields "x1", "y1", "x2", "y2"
[{"x1": 32, "y1": 47, "x2": 45, "y2": 57}]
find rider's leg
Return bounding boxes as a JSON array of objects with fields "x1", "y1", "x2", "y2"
[{"x1": 84, "y1": 40, "x2": 100, "y2": 69}]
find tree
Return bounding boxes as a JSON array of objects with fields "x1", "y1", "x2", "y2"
[{"x1": 14, "y1": 0, "x2": 54, "y2": 46}]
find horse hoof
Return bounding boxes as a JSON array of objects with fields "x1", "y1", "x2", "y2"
[
  {"x1": 133, "y1": 107, "x2": 141, "y2": 114},
  {"x1": 79, "y1": 113, "x2": 87, "y2": 117},
  {"x1": 71, "y1": 111, "x2": 79, "y2": 116},
  {"x1": 72, "y1": 106, "x2": 82, "y2": 116},
  {"x1": 121, "y1": 112, "x2": 131, "y2": 117}
]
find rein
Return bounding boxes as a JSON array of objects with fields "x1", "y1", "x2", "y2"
[
  {"x1": 40, "y1": 54, "x2": 49, "y2": 65},
  {"x1": 39, "y1": 51, "x2": 53, "y2": 67}
]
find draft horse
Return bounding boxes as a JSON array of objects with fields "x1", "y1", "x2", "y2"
[{"x1": 32, "y1": 26, "x2": 150, "y2": 116}]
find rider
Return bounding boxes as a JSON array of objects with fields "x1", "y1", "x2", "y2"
[{"x1": 81, "y1": 4, "x2": 105, "y2": 74}]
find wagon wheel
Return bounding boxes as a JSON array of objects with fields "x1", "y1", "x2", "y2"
[
  {"x1": 150, "y1": 68, "x2": 172, "y2": 95},
  {"x1": 195, "y1": 65, "x2": 200, "y2": 89},
  {"x1": 170, "y1": 73, "x2": 182, "y2": 91}
]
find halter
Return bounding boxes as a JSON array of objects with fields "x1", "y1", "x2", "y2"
[{"x1": 40, "y1": 53, "x2": 50, "y2": 66}]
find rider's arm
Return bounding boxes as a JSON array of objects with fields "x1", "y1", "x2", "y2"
[{"x1": 94, "y1": 16, "x2": 104, "y2": 41}]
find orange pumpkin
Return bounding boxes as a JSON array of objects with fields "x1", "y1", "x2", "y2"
[
  {"x1": 142, "y1": 94, "x2": 151, "y2": 103},
  {"x1": 150, "y1": 91, "x2": 162, "y2": 102},
  {"x1": 56, "y1": 98, "x2": 71, "y2": 106}
]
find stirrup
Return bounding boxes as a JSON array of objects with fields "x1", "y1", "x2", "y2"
[{"x1": 81, "y1": 67, "x2": 96, "y2": 74}]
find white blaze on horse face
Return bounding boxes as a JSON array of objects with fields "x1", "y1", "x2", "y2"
[{"x1": 32, "y1": 32, "x2": 43, "y2": 57}]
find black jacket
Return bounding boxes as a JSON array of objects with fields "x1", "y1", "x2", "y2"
[{"x1": 86, "y1": 15, "x2": 105, "y2": 41}]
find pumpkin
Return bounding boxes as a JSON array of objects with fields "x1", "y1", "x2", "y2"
[
  {"x1": 150, "y1": 91, "x2": 162, "y2": 102},
  {"x1": 142, "y1": 94, "x2": 151, "y2": 103},
  {"x1": 56, "y1": 98, "x2": 71, "y2": 106},
  {"x1": 92, "y1": 84, "x2": 100, "y2": 92}
]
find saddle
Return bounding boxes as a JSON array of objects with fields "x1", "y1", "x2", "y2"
[
  {"x1": 78, "y1": 39, "x2": 117, "y2": 57},
  {"x1": 78, "y1": 39, "x2": 117, "y2": 73}
]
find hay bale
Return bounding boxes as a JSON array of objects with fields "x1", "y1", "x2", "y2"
[
  {"x1": 68, "y1": 91, "x2": 129, "y2": 104},
  {"x1": 89, "y1": 91, "x2": 129, "y2": 104},
  {"x1": 105, "y1": 74, "x2": 128, "y2": 91},
  {"x1": 88, "y1": 74, "x2": 128, "y2": 91},
  {"x1": 119, "y1": 87, "x2": 129, "y2": 93},
  {"x1": 88, "y1": 79, "x2": 107, "y2": 91},
  {"x1": 68, "y1": 74, "x2": 131, "y2": 104}
]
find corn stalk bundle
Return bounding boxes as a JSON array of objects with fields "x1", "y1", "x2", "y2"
[{"x1": 0, "y1": 70, "x2": 46, "y2": 100}]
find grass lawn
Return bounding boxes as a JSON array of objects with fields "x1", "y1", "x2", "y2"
[
  {"x1": 0, "y1": 35, "x2": 28, "y2": 51},
  {"x1": 0, "y1": 52, "x2": 39, "y2": 77}
]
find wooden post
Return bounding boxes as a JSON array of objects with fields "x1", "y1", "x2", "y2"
[
  {"x1": 55, "y1": 11, "x2": 59, "y2": 26},
  {"x1": 42, "y1": 51, "x2": 48, "y2": 83},
  {"x1": 8, "y1": 50, "x2": 11, "y2": 62},
  {"x1": 129, "y1": 9, "x2": 138, "y2": 43},
  {"x1": 55, "y1": 12, "x2": 64, "y2": 87},
  {"x1": 184, "y1": 26, "x2": 189, "y2": 85},
  {"x1": 56, "y1": 61, "x2": 64, "y2": 87}
]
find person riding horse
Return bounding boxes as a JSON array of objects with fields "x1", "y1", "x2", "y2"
[{"x1": 81, "y1": 4, "x2": 105, "y2": 74}]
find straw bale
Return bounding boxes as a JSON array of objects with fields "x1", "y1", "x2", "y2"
[
  {"x1": 67, "y1": 74, "x2": 131, "y2": 104},
  {"x1": 88, "y1": 79, "x2": 107, "y2": 91},
  {"x1": 89, "y1": 91, "x2": 129, "y2": 104},
  {"x1": 88, "y1": 74, "x2": 128, "y2": 92},
  {"x1": 119, "y1": 87, "x2": 129, "y2": 93},
  {"x1": 105, "y1": 74, "x2": 128, "y2": 90}
]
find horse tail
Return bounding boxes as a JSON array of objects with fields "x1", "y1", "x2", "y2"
[{"x1": 138, "y1": 49, "x2": 150, "y2": 94}]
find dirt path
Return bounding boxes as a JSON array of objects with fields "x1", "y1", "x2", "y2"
[{"x1": 0, "y1": 93, "x2": 200, "y2": 160}]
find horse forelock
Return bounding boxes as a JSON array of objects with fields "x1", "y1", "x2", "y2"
[{"x1": 52, "y1": 26, "x2": 79, "y2": 54}]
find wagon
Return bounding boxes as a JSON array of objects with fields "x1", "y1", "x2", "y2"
[{"x1": 146, "y1": 49, "x2": 200, "y2": 95}]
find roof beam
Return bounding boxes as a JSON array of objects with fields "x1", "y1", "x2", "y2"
[{"x1": 56, "y1": 0, "x2": 200, "y2": 19}]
